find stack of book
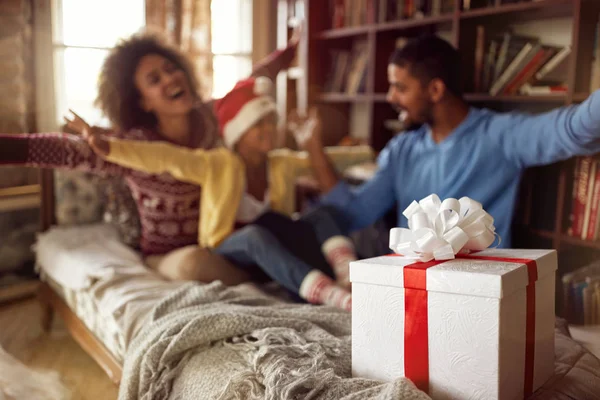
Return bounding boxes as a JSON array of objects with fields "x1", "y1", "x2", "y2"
[
  {"x1": 330, "y1": 0, "x2": 455, "y2": 28},
  {"x1": 473, "y1": 28, "x2": 571, "y2": 95},
  {"x1": 562, "y1": 261, "x2": 600, "y2": 325},
  {"x1": 566, "y1": 157, "x2": 600, "y2": 242},
  {"x1": 324, "y1": 40, "x2": 369, "y2": 94}
]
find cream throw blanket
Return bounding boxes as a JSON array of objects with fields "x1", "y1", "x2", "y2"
[{"x1": 118, "y1": 281, "x2": 430, "y2": 400}]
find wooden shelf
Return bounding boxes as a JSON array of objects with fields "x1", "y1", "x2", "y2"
[
  {"x1": 559, "y1": 234, "x2": 600, "y2": 250},
  {"x1": 316, "y1": 14, "x2": 454, "y2": 39},
  {"x1": 531, "y1": 229, "x2": 555, "y2": 240},
  {"x1": 317, "y1": 93, "x2": 373, "y2": 102},
  {"x1": 316, "y1": 0, "x2": 572, "y2": 40},
  {"x1": 316, "y1": 25, "x2": 370, "y2": 39},
  {"x1": 465, "y1": 93, "x2": 568, "y2": 103},
  {"x1": 531, "y1": 228, "x2": 600, "y2": 250},
  {"x1": 376, "y1": 14, "x2": 454, "y2": 33},
  {"x1": 372, "y1": 93, "x2": 385, "y2": 102},
  {"x1": 0, "y1": 184, "x2": 40, "y2": 198},
  {"x1": 460, "y1": 0, "x2": 573, "y2": 20},
  {"x1": 0, "y1": 184, "x2": 41, "y2": 212}
]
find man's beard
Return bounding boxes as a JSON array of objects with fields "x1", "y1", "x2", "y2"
[{"x1": 404, "y1": 120, "x2": 424, "y2": 131}]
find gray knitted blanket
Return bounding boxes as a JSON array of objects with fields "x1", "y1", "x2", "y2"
[{"x1": 118, "y1": 281, "x2": 429, "y2": 400}]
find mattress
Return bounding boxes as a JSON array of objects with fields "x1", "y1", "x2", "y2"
[
  {"x1": 35, "y1": 224, "x2": 187, "y2": 362},
  {"x1": 42, "y1": 272, "x2": 126, "y2": 361}
]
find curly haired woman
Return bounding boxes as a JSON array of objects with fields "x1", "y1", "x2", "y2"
[{"x1": 0, "y1": 30, "x2": 299, "y2": 284}]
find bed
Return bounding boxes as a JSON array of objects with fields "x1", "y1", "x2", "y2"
[
  {"x1": 33, "y1": 220, "x2": 600, "y2": 400},
  {"x1": 35, "y1": 223, "x2": 186, "y2": 384}
]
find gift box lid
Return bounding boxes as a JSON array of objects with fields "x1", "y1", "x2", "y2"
[{"x1": 349, "y1": 248, "x2": 557, "y2": 299}]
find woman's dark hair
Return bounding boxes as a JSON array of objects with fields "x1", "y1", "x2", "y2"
[
  {"x1": 95, "y1": 31, "x2": 202, "y2": 130},
  {"x1": 389, "y1": 34, "x2": 463, "y2": 97}
]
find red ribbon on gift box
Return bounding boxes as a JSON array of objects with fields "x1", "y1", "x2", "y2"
[{"x1": 398, "y1": 254, "x2": 537, "y2": 398}]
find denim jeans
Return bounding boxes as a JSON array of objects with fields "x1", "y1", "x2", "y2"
[{"x1": 213, "y1": 206, "x2": 349, "y2": 294}]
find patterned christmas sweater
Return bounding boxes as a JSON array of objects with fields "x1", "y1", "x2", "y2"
[{"x1": 0, "y1": 44, "x2": 297, "y2": 256}]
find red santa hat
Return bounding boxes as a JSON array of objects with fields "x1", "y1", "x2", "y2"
[{"x1": 214, "y1": 76, "x2": 277, "y2": 148}]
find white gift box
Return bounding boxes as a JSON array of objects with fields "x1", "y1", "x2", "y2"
[{"x1": 350, "y1": 248, "x2": 557, "y2": 400}]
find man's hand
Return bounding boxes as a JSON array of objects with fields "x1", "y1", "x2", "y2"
[
  {"x1": 289, "y1": 21, "x2": 303, "y2": 47},
  {"x1": 288, "y1": 107, "x2": 339, "y2": 192},
  {"x1": 288, "y1": 107, "x2": 323, "y2": 152}
]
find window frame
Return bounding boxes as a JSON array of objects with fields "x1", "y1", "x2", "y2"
[
  {"x1": 208, "y1": 0, "x2": 254, "y2": 98},
  {"x1": 33, "y1": 0, "x2": 262, "y2": 132}
]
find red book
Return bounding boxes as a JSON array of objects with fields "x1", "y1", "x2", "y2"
[
  {"x1": 405, "y1": 0, "x2": 415, "y2": 18},
  {"x1": 502, "y1": 48, "x2": 554, "y2": 95},
  {"x1": 572, "y1": 157, "x2": 592, "y2": 237},
  {"x1": 582, "y1": 159, "x2": 598, "y2": 239},
  {"x1": 567, "y1": 159, "x2": 580, "y2": 236},
  {"x1": 474, "y1": 26, "x2": 485, "y2": 92},
  {"x1": 333, "y1": 0, "x2": 345, "y2": 28},
  {"x1": 366, "y1": 0, "x2": 376, "y2": 24},
  {"x1": 586, "y1": 160, "x2": 600, "y2": 240}
]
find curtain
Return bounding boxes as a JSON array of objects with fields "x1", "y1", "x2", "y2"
[{"x1": 145, "y1": 0, "x2": 213, "y2": 98}]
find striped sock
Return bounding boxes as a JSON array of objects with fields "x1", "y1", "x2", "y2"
[
  {"x1": 321, "y1": 236, "x2": 357, "y2": 289},
  {"x1": 299, "y1": 270, "x2": 352, "y2": 311}
]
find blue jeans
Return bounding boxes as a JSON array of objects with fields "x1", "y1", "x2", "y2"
[
  {"x1": 302, "y1": 204, "x2": 351, "y2": 243},
  {"x1": 213, "y1": 206, "x2": 349, "y2": 294}
]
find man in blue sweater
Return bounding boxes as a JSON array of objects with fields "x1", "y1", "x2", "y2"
[{"x1": 310, "y1": 35, "x2": 600, "y2": 248}]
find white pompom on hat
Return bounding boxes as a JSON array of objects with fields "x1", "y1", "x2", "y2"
[{"x1": 213, "y1": 76, "x2": 277, "y2": 148}]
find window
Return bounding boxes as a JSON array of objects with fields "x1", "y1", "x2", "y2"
[
  {"x1": 52, "y1": 0, "x2": 146, "y2": 127},
  {"x1": 210, "y1": 0, "x2": 253, "y2": 98},
  {"x1": 42, "y1": 0, "x2": 253, "y2": 128}
]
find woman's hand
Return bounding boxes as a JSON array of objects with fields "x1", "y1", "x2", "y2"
[
  {"x1": 63, "y1": 109, "x2": 90, "y2": 134},
  {"x1": 64, "y1": 109, "x2": 110, "y2": 156},
  {"x1": 82, "y1": 127, "x2": 110, "y2": 156},
  {"x1": 64, "y1": 109, "x2": 111, "y2": 137}
]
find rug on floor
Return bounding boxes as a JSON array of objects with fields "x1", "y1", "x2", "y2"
[{"x1": 0, "y1": 344, "x2": 71, "y2": 400}]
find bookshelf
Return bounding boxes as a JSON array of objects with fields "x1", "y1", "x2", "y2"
[
  {"x1": 0, "y1": 0, "x2": 41, "y2": 304},
  {"x1": 0, "y1": 179, "x2": 42, "y2": 304},
  {"x1": 0, "y1": 184, "x2": 41, "y2": 213},
  {"x1": 277, "y1": 0, "x2": 600, "y2": 317}
]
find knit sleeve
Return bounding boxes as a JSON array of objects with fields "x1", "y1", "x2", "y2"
[
  {"x1": 250, "y1": 42, "x2": 298, "y2": 81},
  {"x1": 199, "y1": 149, "x2": 245, "y2": 248},
  {"x1": 106, "y1": 138, "x2": 231, "y2": 186},
  {"x1": 0, "y1": 132, "x2": 131, "y2": 176}
]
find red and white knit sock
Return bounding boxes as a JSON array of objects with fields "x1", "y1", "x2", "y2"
[
  {"x1": 299, "y1": 270, "x2": 352, "y2": 311},
  {"x1": 321, "y1": 236, "x2": 357, "y2": 289}
]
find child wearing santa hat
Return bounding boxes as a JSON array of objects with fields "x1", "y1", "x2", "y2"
[{"x1": 83, "y1": 76, "x2": 374, "y2": 310}]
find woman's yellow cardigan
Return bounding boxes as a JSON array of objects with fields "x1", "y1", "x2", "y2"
[{"x1": 106, "y1": 139, "x2": 373, "y2": 248}]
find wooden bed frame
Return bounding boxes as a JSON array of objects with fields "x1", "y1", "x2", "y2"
[
  {"x1": 37, "y1": 169, "x2": 123, "y2": 385},
  {"x1": 32, "y1": 169, "x2": 327, "y2": 387},
  {"x1": 32, "y1": 168, "x2": 374, "y2": 386}
]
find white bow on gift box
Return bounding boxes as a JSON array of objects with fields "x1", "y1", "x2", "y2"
[{"x1": 389, "y1": 194, "x2": 498, "y2": 262}]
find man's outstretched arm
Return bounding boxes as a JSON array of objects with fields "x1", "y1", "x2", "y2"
[{"x1": 492, "y1": 89, "x2": 600, "y2": 168}]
